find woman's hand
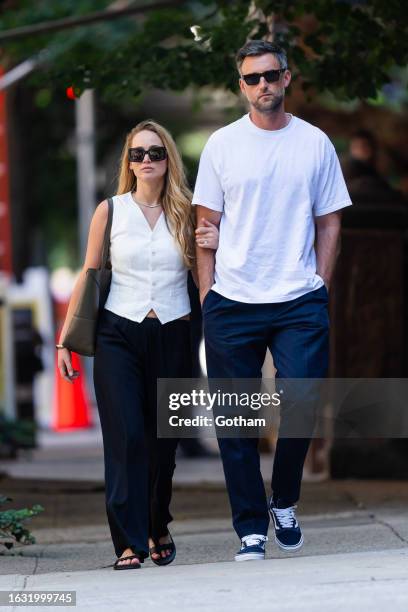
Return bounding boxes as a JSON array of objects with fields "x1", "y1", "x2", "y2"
[
  {"x1": 195, "y1": 218, "x2": 219, "y2": 250},
  {"x1": 57, "y1": 348, "x2": 80, "y2": 383}
]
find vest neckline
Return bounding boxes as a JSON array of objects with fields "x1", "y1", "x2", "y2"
[{"x1": 127, "y1": 191, "x2": 164, "y2": 233}]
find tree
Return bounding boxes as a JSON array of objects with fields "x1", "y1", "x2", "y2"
[{"x1": 0, "y1": 0, "x2": 406, "y2": 101}]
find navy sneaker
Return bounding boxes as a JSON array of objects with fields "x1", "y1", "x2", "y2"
[
  {"x1": 234, "y1": 534, "x2": 268, "y2": 562},
  {"x1": 269, "y1": 499, "x2": 304, "y2": 551}
]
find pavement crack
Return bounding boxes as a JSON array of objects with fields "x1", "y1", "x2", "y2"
[
  {"x1": 32, "y1": 547, "x2": 45, "y2": 575},
  {"x1": 321, "y1": 577, "x2": 408, "y2": 586},
  {"x1": 342, "y1": 488, "x2": 366, "y2": 511},
  {"x1": 343, "y1": 488, "x2": 408, "y2": 545},
  {"x1": 372, "y1": 516, "x2": 408, "y2": 545}
]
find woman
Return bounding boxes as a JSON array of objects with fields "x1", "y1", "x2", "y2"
[{"x1": 57, "y1": 120, "x2": 218, "y2": 569}]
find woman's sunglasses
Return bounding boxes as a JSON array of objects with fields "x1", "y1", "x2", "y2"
[
  {"x1": 128, "y1": 146, "x2": 167, "y2": 163},
  {"x1": 241, "y1": 68, "x2": 286, "y2": 86}
]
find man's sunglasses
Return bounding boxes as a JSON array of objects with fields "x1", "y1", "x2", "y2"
[
  {"x1": 241, "y1": 68, "x2": 286, "y2": 86},
  {"x1": 128, "y1": 146, "x2": 167, "y2": 163}
]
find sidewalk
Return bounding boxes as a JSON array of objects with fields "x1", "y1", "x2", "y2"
[
  {"x1": 2, "y1": 548, "x2": 408, "y2": 612},
  {"x1": 1, "y1": 428, "x2": 408, "y2": 610},
  {"x1": 0, "y1": 427, "x2": 229, "y2": 485}
]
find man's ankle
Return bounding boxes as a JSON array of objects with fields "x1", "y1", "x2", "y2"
[{"x1": 271, "y1": 495, "x2": 295, "y2": 509}]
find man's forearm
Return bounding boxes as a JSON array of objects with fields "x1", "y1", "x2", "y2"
[
  {"x1": 195, "y1": 205, "x2": 221, "y2": 303},
  {"x1": 315, "y1": 212, "x2": 342, "y2": 289},
  {"x1": 196, "y1": 246, "x2": 215, "y2": 303}
]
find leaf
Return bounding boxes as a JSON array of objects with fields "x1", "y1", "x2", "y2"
[{"x1": 0, "y1": 1, "x2": 405, "y2": 102}]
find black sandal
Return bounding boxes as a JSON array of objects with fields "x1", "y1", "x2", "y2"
[
  {"x1": 113, "y1": 554, "x2": 143, "y2": 570},
  {"x1": 149, "y1": 533, "x2": 176, "y2": 566}
]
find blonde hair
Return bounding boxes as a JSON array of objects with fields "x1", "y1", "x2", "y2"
[{"x1": 117, "y1": 119, "x2": 195, "y2": 269}]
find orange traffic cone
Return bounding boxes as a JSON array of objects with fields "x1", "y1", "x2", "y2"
[{"x1": 52, "y1": 337, "x2": 93, "y2": 431}]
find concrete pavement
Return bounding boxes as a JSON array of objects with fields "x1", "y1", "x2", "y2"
[
  {"x1": 1, "y1": 509, "x2": 408, "y2": 573},
  {"x1": 1, "y1": 548, "x2": 408, "y2": 612},
  {"x1": 1, "y1": 428, "x2": 408, "y2": 610}
]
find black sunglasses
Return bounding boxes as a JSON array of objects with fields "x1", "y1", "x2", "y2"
[
  {"x1": 241, "y1": 69, "x2": 286, "y2": 86},
  {"x1": 128, "y1": 146, "x2": 167, "y2": 163}
]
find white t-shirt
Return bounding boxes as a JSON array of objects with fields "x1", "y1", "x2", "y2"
[{"x1": 192, "y1": 113, "x2": 352, "y2": 303}]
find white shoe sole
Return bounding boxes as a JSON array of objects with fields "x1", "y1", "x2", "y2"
[
  {"x1": 234, "y1": 552, "x2": 265, "y2": 562},
  {"x1": 274, "y1": 533, "x2": 304, "y2": 551}
]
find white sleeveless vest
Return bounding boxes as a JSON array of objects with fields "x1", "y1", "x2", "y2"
[{"x1": 104, "y1": 192, "x2": 191, "y2": 324}]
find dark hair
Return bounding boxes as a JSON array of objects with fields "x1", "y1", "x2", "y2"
[
  {"x1": 235, "y1": 40, "x2": 288, "y2": 72},
  {"x1": 351, "y1": 129, "x2": 377, "y2": 147}
]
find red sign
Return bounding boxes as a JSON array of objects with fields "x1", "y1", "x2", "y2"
[{"x1": 0, "y1": 67, "x2": 12, "y2": 276}]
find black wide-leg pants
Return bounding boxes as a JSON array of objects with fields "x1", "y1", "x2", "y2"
[{"x1": 93, "y1": 308, "x2": 191, "y2": 559}]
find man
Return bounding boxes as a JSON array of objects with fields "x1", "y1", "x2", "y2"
[
  {"x1": 349, "y1": 129, "x2": 378, "y2": 167},
  {"x1": 342, "y1": 129, "x2": 405, "y2": 207},
  {"x1": 192, "y1": 40, "x2": 352, "y2": 561}
]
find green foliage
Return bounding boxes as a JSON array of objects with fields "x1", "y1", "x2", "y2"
[
  {"x1": 0, "y1": 415, "x2": 37, "y2": 454},
  {"x1": 0, "y1": 0, "x2": 406, "y2": 101},
  {"x1": 0, "y1": 495, "x2": 44, "y2": 550}
]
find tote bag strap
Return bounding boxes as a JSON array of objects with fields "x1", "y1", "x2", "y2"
[{"x1": 100, "y1": 197, "x2": 113, "y2": 269}]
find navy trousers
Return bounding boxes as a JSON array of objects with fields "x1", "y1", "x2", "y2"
[
  {"x1": 93, "y1": 309, "x2": 191, "y2": 558},
  {"x1": 203, "y1": 285, "x2": 329, "y2": 539}
]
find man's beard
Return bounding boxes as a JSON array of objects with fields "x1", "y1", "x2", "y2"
[{"x1": 252, "y1": 91, "x2": 284, "y2": 114}]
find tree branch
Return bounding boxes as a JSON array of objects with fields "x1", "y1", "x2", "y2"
[{"x1": 0, "y1": 0, "x2": 186, "y2": 42}]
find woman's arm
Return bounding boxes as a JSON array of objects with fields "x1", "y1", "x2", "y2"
[{"x1": 57, "y1": 200, "x2": 109, "y2": 382}]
